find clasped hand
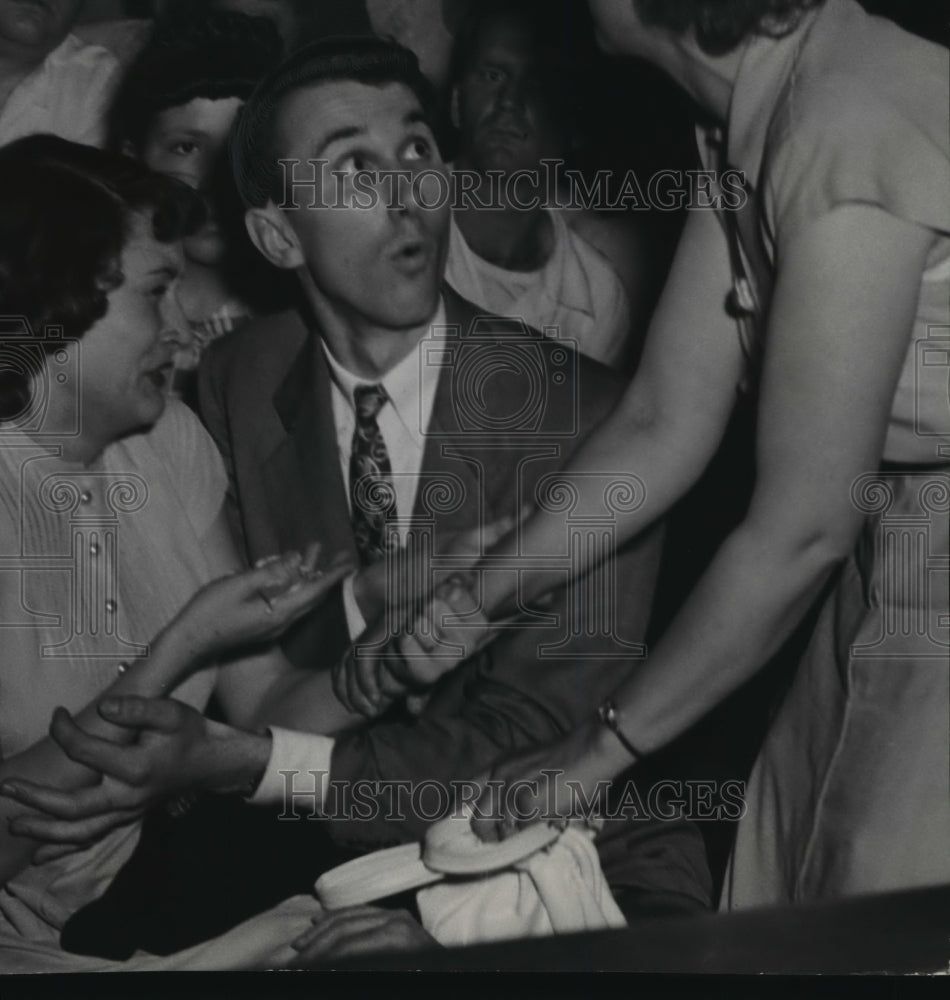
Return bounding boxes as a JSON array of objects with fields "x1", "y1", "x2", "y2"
[
  {"x1": 1, "y1": 697, "x2": 248, "y2": 862},
  {"x1": 332, "y1": 515, "x2": 521, "y2": 717}
]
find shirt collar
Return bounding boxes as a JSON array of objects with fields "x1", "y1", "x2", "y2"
[{"x1": 321, "y1": 298, "x2": 447, "y2": 448}]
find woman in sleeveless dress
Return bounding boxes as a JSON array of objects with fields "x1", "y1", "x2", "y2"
[{"x1": 391, "y1": 0, "x2": 949, "y2": 906}]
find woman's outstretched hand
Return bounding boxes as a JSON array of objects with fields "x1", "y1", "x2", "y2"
[
  {"x1": 470, "y1": 720, "x2": 628, "y2": 842},
  {"x1": 174, "y1": 544, "x2": 355, "y2": 663}
]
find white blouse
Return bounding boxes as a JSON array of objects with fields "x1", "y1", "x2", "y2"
[{"x1": 0, "y1": 400, "x2": 228, "y2": 941}]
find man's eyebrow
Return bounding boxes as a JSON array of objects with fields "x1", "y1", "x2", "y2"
[
  {"x1": 311, "y1": 125, "x2": 365, "y2": 158},
  {"x1": 404, "y1": 110, "x2": 430, "y2": 128},
  {"x1": 159, "y1": 127, "x2": 205, "y2": 136}
]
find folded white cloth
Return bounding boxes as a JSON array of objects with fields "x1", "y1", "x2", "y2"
[
  {"x1": 315, "y1": 813, "x2": 626, "y2": 948},
  {"x1": 419, "y1": 826, "x2": 626, "y2": 946}
]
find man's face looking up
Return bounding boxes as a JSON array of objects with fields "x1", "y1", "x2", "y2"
[{"x1": 270, "y1": 78, "x2": 450, "y2": 333}]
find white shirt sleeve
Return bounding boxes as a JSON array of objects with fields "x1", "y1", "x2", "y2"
[
  {"x1": 341, "y1": 571, "x2": 368, "y2": 640},
  {"x1": 249, "y1": 726, "x2": 333, "y2": 810}
]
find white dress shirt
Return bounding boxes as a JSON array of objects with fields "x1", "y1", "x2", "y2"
[{"x1": 251, "y1": 301, "x2": 446, "y2": 808}]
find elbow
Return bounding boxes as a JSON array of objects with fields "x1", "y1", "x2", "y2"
[{"x1": 741, "y1": 513, "x2": 858, "y2": 584}]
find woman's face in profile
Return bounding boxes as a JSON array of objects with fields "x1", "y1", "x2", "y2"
[{"x1": 70, "y1": 213, "x2": 184, "y2": 444}]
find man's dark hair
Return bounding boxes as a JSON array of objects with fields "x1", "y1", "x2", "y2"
[
  {"x1": 230, "y1": 35, "x2": 436, "y2": 208},
  {"x1": 108, "y1": 10, "x2": 283, "y2": 153},
  {"x1": 0, "y1": 135, "x2": 203, "y2": 422},
  {"x1": 632, "y1": 0, "x2": 826, "y2": 54}
]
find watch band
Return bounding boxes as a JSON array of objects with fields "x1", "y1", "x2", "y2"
[{"x1": 597, "y1": 698, "x2": 643, "y2": 761}]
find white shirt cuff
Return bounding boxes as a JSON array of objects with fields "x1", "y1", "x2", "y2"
[
  {"x1": 342, "y1": 571, "x2": 367, "y2": 640},
  {"x1": 248, "y1": 726, "x2": 334, "y2": 810}
]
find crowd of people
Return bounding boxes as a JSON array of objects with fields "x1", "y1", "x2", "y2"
[{"x1": 0, "y1": 0, "x2": 946, "y2": 974}]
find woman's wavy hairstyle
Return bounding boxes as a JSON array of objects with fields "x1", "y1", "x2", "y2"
[
  {"x1": 633, "y1": 0, "x2": 825, "y2": 54},
  {"x1": 0, "y1": 135, "x2": 203, "y2": 422}
]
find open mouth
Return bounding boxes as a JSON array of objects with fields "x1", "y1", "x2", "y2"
[
  {"x1": 390, "y1": 238, "x2": 432, "y2": 275},
  {"x1": 142, "y1": 361, "x2": 173, "y2": 390}
]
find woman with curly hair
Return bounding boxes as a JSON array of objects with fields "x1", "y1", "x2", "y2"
[
  {"x1": 383, "y1": 0, "x2": 949, "y2": 908},
  {"x1": 0, "y1": 135, "x2": 357, "y2": 967}
]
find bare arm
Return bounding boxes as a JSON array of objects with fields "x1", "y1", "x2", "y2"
[
  {"x1": 480, "y1": 205, "x2": 745, "y2": 619},
  {"x1": 584, "y1": 205, "x2": 935, "y2": 765},
  {"x1": 204, "y1": 512, "x2": 363, "y2": 735},
  {"x1": 0, "y1": 623, "x2": 205, "y2": 883},
  {"x1": 0, "y1": 551, "x2": 345, "y2": 879}
]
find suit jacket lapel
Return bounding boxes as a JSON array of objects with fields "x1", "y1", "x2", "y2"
[
  {"x1": 416, "y1": 288, "x2": 500, "y2": 548},
  {"x1": 267, "y1": 332, "x2": 358, "y2": 567}
]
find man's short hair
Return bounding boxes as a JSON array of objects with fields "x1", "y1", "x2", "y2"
[{"x1": 230, "y1": 35, "x2": 436, "y2": 208}]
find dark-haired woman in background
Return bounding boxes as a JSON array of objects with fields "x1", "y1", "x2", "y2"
[
  {"x1": 391, "y1": 0, "x2": 949, "y2": 907},
  {"x1": 0, "y1": 135, "x2": 354, "y2": 960},
  {"x1": 109, "y1": 10, "x2": 282, "y2": 402}
]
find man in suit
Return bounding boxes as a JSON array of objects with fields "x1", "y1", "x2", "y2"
[
  {"x1": 10, "y1": 38, "x2": 709, "y2": 956},
  {"x1": 193, "y1": 35, "x2": 663, "y2": 849}
]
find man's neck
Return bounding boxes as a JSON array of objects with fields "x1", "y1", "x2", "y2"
[
  {"x1": 305, "y1": 290, "x2": 440, "y2": 382},
  {"x1": 452, "y1": 164, "x2": 552, "y2": 271}
]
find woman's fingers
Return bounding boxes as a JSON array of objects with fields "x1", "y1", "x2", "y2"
[
  {"x1": 291, "y1": 907, "x2": 432, "y2": 961},
  {"x1": 96, "y1": 695, "x2": 192, "y2": 734},
  {"x1": 10, "y1": 801, "x2": 140, "y2": 846},
  {"x1": 0, "y1": 777, "x2": 136, "y2": 820},
  {"x1": 263, "y1": 558, "x2": 354, "y2": 625},
  {"x1": 31, "y1": 842, "x2": 85, "y2": 865},
  {"x1": 346, "y1": 649, "x2": 386, "y2": 718}
]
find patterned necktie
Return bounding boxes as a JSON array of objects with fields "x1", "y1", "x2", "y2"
[{"x1": 349, "y1": 383, "x2": 398, "y2": 565}]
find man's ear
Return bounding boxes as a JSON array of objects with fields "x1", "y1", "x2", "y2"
[
  {"x1": 119, "y1": 139, "x2": 137, "y2": 159},
  {"x1": 449, "y1": 86, "x2": 461, "y2": 131},
  {"x1": 245, "y1": 203, "x2": 304, "y2": 270}
]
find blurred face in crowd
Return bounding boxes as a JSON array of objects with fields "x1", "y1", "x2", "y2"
[
  {"x1": 210, "y1": 0, "x2": 301, "y2": 51},
  {"x1": 256, "y1": 79, "x2": 449, "y2": 333},
  {"x1": 66, "y1": 213, "x2": 182, "y2": 448},
  {"x1": 139, "y1": 96, "x2": 244, "y2": 267},
  {"x1": 0, "y1": 0, "x2": 83, "y2": 58},
  {"x1": 452, "y1": 12, "x2": 563, "y2": 174}
]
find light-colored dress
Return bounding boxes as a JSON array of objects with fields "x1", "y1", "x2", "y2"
[
  {"x1": 711, "y1": 0, "x2": 950, "y2": 906},
  {"x1": 444, "y1": 208, "x2": 632, "y2": 367},
  {"x1": 0, "y1": 400, "x2": 228, "y2": 941}
]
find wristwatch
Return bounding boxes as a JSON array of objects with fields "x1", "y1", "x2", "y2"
[{"x1": 597, "y1": 698, "x2": 643, "y2": 761}]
